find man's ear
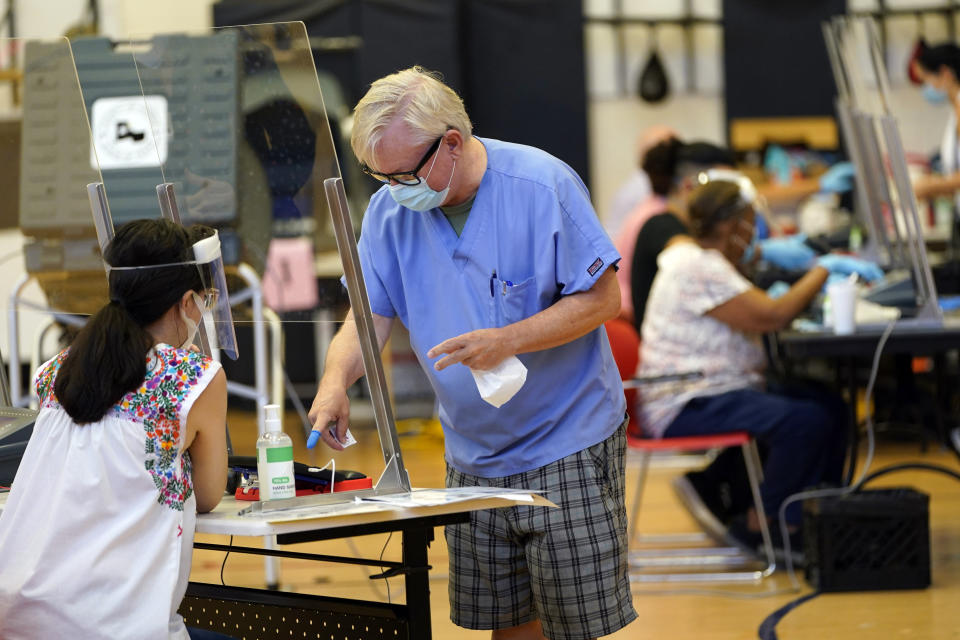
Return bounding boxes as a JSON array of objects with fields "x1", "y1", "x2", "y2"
[{"x1": 444, "y1": 129, "x2": 464, "y2": 162}]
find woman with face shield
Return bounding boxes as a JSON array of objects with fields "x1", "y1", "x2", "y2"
[
  {"x1": 0, "y1": 219, "x2": 231, "y2": 640},
  {"x1": 620, "y1": 137, "x2": 738, "y2": 329},
  {"x1": 636, "y1": 180, "x2": 863, "y2": 559}
]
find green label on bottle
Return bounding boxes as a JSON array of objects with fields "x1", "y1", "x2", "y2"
[
  {"x1": 265, "y1": 446, "x2": 293, "y2": 463},
  {"x1": 272, "y1": 476, "x2": 290, "y2": 484}
]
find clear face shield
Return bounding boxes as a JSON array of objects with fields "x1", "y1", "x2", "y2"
[
  {"x1": 697, "y1": 168, "x2": 769, "y2": 221},
  {"x1": 191, "y1": 231, "x2": 238, "y2": 360},
  {"x1": 103, "y1": 230, "x2": 239, "y2": 360},
  {"x1": 697, "y1": 169, "x2": 759, "y2": 262}
]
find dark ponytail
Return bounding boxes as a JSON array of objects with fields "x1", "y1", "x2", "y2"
[
  {"x1": 55, "y1": 219, "x2": 214, "y2": 424},
  {"x1": 642, "y1": 138, "x2": 736, "y2": 197},
  {"x1": 916, "y1": 42, "x2": 960, "y2": 81},
  {"x1": 642, "y1": 137, "x2": 682, "y2": 196}
]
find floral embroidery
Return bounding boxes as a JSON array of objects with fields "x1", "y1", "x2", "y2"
[
  {"x1": 111, "y1": 346, "x2": 212, "y2": 511},
  {"x1": 35, "y1": 350, "x2": 68, "y2": 410},
  {"x1": 37, "y1": 346, "x2": 213, "y2": 512}
]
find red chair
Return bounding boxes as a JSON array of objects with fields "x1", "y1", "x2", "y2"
[
  {"x1": 603, "y1": 318, "x2": 641, "y2": 437},
  {"x1": 603, "y1": 319, "x2": 775, "y2": 582}
]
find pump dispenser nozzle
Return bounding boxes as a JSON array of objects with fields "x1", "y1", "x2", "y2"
[{"x1": 264, "y1": 404, "x2": 281, "y2": 432}]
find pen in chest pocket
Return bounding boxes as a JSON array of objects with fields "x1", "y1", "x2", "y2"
[{"x1": 490, "y1": 271, "x2": 514, "y2": 296}]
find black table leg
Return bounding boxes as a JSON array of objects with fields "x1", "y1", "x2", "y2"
[
  {"x1": 934, "y1": 353, "x2": 949, "y2": 447},
  {"x1": 403, "y1": 526, "x2": 434, "y2": 640},
  {"x1": 843, "y1": 355, "x2": 859, "y2": 486}
]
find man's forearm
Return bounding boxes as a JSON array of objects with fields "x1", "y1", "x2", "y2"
[
  {"x1": 503, "y1": 269, "x2": 620, "y2": 355},
  {"x1": 321, "y1": 310, "x2": 393, "y2": 388}
]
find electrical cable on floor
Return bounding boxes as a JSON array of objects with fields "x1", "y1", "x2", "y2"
[
  {"x1": 757, "y1": 591, "x2": 822, "y2": 640},
  {"x1": 852, "y1": 463, "x2": 960, "y2": 488},
  {"x1": 752, "y1": 463, "x2": 960, "y2": 637},
  {"x1": 220, "y1": 535, "x2": 233, "y2": 586},
  {"x1": 775, "y1": 313, "x2": 898, "y2": 591}
]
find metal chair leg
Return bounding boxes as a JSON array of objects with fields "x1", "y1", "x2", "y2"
[
  {"x1": 741, "y1": 441, "x2": 776, "y2": 578},
  {"x1": 628, "y1": 450, "x2": 650, "y2": 547},
  {"x1": 628, "y1": 439, "x2": 776, "y2": 583}
]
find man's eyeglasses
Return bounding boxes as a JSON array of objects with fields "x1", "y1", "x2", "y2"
[{"x1": 360, "y1": 136, "x2": 443, "y2": 186}]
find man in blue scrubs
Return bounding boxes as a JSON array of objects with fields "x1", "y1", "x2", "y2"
[{"x1": 308, "y1": 67, "x2": 636, "y2": 640}]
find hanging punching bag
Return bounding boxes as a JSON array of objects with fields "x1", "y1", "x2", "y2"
[{"x1": 638, "y1": 27, "x2": 670, "y2": 103}]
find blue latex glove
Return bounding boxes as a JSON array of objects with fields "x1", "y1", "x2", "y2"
[
  {"x1": 764, "y1": 144, "x2": 792, "y2": 184},
  {"x1": 817, "y1": 254, "x2": 884, "y2": 282},
  {"x1": 766, "y1": 281, "x2": 791, "y2": 299},
  {"x1": 759, "y1": 234, "x2": 815, "y2": 270},
  {"x1": 819, "y1": 161, "x2": 856, "y2": 193},
  {"x1": 307, "y1": 430, "x2": 321, "y2": 449}
]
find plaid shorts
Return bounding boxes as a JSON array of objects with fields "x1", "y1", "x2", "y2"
[{"x1": 445, "y1": 418, "x2": 636, "y2": 640}]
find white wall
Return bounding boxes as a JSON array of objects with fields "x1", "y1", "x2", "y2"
[{"x1": 13, "y1": 0, "x2": 215, "y2": 39}]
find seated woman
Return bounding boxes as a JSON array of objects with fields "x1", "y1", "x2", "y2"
[
  {"x1": 0, "y1": 219, "x2": 229, "y2": 640},
  {"x1": 618, "y1": 137, "x2": 736, "y2": 328},
  {"x1": 638, "y1": 179, "x2": 876, "y2": 551}
]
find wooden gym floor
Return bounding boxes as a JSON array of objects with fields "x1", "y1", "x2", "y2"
[{"x1": 192, "y1": 408, "x2": 960, "y2": 640}]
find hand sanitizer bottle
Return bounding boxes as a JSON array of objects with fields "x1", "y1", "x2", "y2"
[{"x1": 256, "y1": 404, "x2": 296, "y2": 500}]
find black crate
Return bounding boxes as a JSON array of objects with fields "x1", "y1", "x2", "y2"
[{"x1": 804, "y1": 488, "x2": 931, "y2": 592}]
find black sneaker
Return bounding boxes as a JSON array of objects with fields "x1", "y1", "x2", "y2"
[
  {"x1": 726, "y1": 516, "x2": 805, "y2": 567},
  {"x1": 672, "y1": 471, "x2": 730, "y2": 544}
]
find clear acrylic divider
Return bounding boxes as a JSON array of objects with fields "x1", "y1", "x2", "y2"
[
  {"x1": 3, "y1": 37, "x2": 105, "y2": 406},
  {"x1": 126, "y1": 22, "x2": 411, "y2": 509}
]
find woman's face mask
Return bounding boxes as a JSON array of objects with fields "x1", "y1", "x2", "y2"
[
  {"x1": 732, "y1": 217, "x2": 758, "y2": 264},
  {"x1": 388, "y1": 143, "x2": 456, "y2": 211},
  {"x1": 179, "y1": 293, "x2": 206, "y2": 350},
  {"x1": 922, "y1": 82, "x2": 949, "y2": 105}
]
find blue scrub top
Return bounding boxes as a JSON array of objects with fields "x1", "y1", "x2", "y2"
[{"x1": 353, "y1": 137, "x2": 626, "y2": 477}]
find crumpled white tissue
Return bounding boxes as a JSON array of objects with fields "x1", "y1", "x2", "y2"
[{"x1": 470, "y1": 355, "x2": 528, "y2": 408}]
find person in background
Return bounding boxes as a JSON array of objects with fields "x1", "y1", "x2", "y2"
[
  {"x1": 0, "y1": 219, "x2": 230, "y2": 640},
  {"x1": 309, "y1": 67, "x2": 635, "y2": 640},
  {"x1": 638, "y1": 179, "x2": 880, "y2": 553},
  {"x1": 604, "y1": 124, "x2": 677, "y2": 238},
  {"x1": 625, "y1": 138, "x2": 737, "y2": 329},
  {"x1": 911, "y1": 42, "x2": 960, "y2": 207}
]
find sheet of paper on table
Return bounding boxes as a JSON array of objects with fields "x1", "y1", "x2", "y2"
[
  {"x1": 243, "y1": 487, "x2": 549, "y2": 524},
  {"x1": 359, "y1": 487, "x2": 538, "y2": 508}
]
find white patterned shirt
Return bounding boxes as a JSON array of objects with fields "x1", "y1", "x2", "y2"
[{"x1": 638, "y1": 242, "x2": 765, "y2": 437}]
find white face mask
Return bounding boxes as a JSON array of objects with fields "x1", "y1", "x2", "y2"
[
  {"x1": 178, "y1": 293, "x2": 206, "y2": 350},
  {"x1": 388, "y1": 143, "x2": 456, "y2": 211}
]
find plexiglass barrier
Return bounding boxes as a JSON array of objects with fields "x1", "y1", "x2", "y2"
[
  {"x1": 122, "y1": 22, "x2": 411, "y2": 508},
  {"x1": 823, "y1": 17, "x2": 941, "y2": 325}
]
